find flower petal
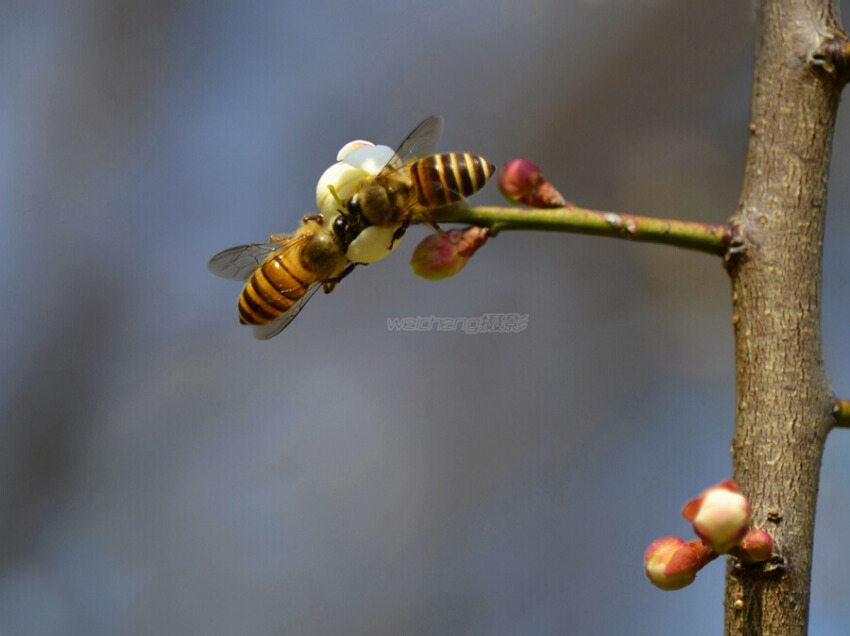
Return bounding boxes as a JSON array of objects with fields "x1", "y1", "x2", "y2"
[
  {"x1": 342, "y1": 144, "x2": 395, "y2": 174},
  {"x1": 337, "y1": 140, "x2": 374, "y2": 162},
  {"x1": 316, "y1": 163, "x2": 369, "y2": 217},
  {"x1": 346, "y1": 225, "x2": 403, "y2": 263}
]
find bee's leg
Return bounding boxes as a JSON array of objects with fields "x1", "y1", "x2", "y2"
[
  {"x1": 323, "y1": 263, "x2": 360, "y2": 294},
  {"x1": 301, "y1": 213, "x2": 324, "y2": 224},
  {"x1": 388, "y1": 217, "x2": 411, "y2": 250}
]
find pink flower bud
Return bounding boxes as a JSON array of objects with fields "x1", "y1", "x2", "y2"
[
  {"x1": 644, "y1": 537, "x2": 703, "y2": 591},
  {"x1": 410, "y1": 227, "x2": 489, "y2": 280},
  {"x1": 682, "y1": 481, "x2": 751, "y2": 554},
  {"x1": 498, "y1": 158, "x2": 567, "y2": 208},
  {"x1": 738, "y1": 529, "x2": 773, "y2": 563}
]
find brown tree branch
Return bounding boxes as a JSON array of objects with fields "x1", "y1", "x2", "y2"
[{"x1": 723, "y1": 0, "x2": 844, "y2": 634}]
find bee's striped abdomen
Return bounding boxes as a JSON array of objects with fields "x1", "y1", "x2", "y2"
[
  {"x1": 237, "y1": 253, "x2": 311, "y2": 325},
  {"x1": 411, "y1": 153, "x2": 495, "y2": 208},
  {"x1": 238, "y1": 276, "x2": 280, "y2": 325}
]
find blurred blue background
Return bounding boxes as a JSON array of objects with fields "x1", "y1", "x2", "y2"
[{"x1": 1, "y1": 1, "x2": 849, "y2": 634}]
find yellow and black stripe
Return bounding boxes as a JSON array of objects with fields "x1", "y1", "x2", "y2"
[
  {"x1": 238, "y1": 252, "x2": 313, "y2": 325},
  {"x1": 410, "y1": 153, "x2": 495, "y2": 208}
]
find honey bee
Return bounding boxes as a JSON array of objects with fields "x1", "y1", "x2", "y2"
[
  {"x1": 207, "y1": 213, "x2": 356, "y2": 339},
  {"x1": 342, "y1": 115, "x2": 496, "y2": 253}
]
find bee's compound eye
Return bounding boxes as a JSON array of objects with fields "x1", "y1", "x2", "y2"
[
  {"x1": 332, "y1": 214, "x2": 353, "y2": 242},
  {"x1": 347, "y1": 194, "x2": 360, "y2": 215}
]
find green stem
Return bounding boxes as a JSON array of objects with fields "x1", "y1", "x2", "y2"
[
  {"x1": 459, "y1": 205, "x2": 733, "y2": 256},
  {"x1": 834, "y1": 398, "x2": 850, "y2": 429}
]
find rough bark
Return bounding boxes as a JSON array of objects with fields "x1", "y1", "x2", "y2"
[{"x1": 723, "y1": 1, "x2": 845, "y2": 633}]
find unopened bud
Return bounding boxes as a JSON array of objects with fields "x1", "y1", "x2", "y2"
[
  {"x1": 644, "y1": 537, "x2": 703, "y2": 591},
  {"x1": 498, "y1": 158, "x2": 567, "y2": 208},
  {"x1": 738, "y1": 529, "x2": 773, "y2": 563},
  {"x1": 682, "y1": 481, "x2": 751, "y2": 554},
  {"x1": 410, "y1": 227, "x2": 489, "y2": 280}
]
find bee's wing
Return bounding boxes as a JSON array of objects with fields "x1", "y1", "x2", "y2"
[
  {"x1": 207, "y1": 241, "x2": 286, "y2": 281},
  {"x1": 408, "y1": 200, "x2": 470, "y2": 224},
  {"x1": 389, "y1": 161, "x2": 472, "y2": 224},
  {"x1": 252, "y1": 261, "x2": 357, "y2": 339},
  {"x1": 385, "y1": 115, "x2": 444, "y2": 170},
  {"x1": 251, "y1": 282, "x2": 322, "y2": 340}
]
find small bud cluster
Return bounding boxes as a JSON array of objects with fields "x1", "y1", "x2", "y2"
[
  {"x1": 644, "y1": 481, "x2": 774, "y2": 591},
  {"x1": 644, "y1": 537, "x2": 715, "y2": 591},
  {"x1": 498, "y1": 158, "x2": 567, "y2": 208},
  {"x1": 410, "y1": 227, "x2": 490, "y2": 280}
]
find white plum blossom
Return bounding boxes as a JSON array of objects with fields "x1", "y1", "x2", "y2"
[{"x1": 315, "y1": 141, "x2": 403, "y2": 264}]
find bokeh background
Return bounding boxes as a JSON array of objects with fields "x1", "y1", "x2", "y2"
[{"x1": 2, "y1": 1, "x2": 849, "y2": 634}]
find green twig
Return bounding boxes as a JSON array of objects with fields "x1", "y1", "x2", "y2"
[
  {"x1": 458, "y1": 205, "x2": 734, "y2": 256},
  {"x1": 833, "y1": 398, "x2": 850, "y2": 428}
]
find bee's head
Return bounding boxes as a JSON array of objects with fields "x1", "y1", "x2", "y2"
[
  {"x1": 346, "y1": 193, "x2": 362, "y2": 219},
  {"x1": 342, "y1": 193, "x2": 370, "y2": 238},
  {"x1": 332, "y1": 213, "x2": 356, "y2": 249}
]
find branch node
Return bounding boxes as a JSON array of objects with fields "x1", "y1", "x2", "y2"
[
  {"x1": 731, "y1": 554, "x2": 787, "y2": 576},
  {"x1": 723, "y1": 223, "x2": 748, "y2": 270},
  {"x1": 832, "y1": 398, "x2": 850, "y2": 428},
  {"x1": 603, "y1": 212, "x2": 623, "y2": 230},
  {"x1": 810, "y1": 37, "x2": 850, "y2": 84},
  {"x1": 603, "y1": 212, "x2": 639, "y2": 238}
]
